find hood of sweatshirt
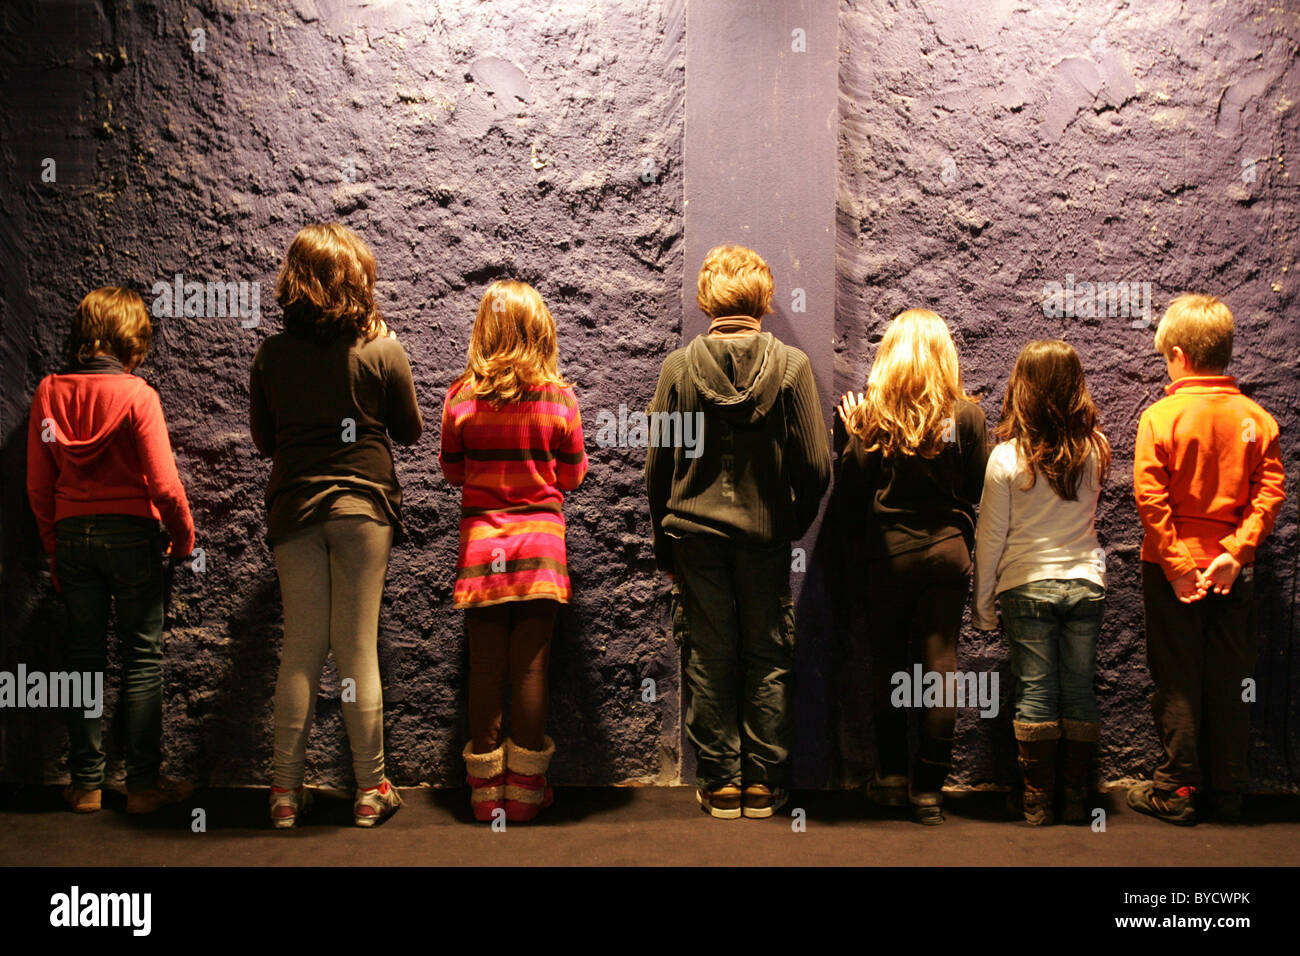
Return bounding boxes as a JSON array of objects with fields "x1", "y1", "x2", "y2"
[
  {"x1": 35, "y1": 358, "x2": 146, "y2": 465},
  {"x1": 685, "y1": 331, "x2": 786, "y2": 426}
]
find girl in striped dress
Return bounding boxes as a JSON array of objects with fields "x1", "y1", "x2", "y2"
[{"x1": 439, "y1": 280, "x2": 587, "y2": 822}]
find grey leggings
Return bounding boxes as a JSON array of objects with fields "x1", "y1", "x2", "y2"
[{"x1": 271, "y1": 516, "x2": 393, "y2": 790}]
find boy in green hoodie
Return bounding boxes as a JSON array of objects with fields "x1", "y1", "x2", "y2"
[{"x1": 646, "y1": 245, "x2": 830, "y2": 818}]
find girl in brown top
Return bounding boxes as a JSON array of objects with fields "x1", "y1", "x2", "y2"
[{"x1": 250, "y1": 223, "x2": 422, "y2": 828}]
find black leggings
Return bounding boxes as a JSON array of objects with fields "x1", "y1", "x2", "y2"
[
  {"x1": 865, "y1": 536, "x2": 971, "y2": 793},
  {"x1": 466, "y1": 599, "x2": 558, "y2": 754}
]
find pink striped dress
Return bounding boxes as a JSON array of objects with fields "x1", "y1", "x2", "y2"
[{"x1": 438, "y1": 381, "x2": 588, "y2": 608}]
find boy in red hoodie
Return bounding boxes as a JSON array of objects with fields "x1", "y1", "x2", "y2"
[
  {"x1": 26, "y1": 287, "x2": 196, "y2": 814},
  {"x1": 1128, "y1": 294, "x2": 1286, "y2": 825}
]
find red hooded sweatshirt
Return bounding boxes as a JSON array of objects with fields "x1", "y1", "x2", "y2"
[{"x1": 26, "y1": 357, "x2": 195, "y2": 557}]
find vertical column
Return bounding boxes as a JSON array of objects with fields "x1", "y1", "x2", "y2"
[{"x1": 683, "y1": 0, "x2": 838, "y2": 786}]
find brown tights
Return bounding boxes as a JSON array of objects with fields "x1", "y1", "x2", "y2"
[{"x1": 467, "y1": 599, "x2": 557, "y2": 754}]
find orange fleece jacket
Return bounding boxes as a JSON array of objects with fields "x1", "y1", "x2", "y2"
[
  {"x1": 27, "y1": 362, "x2": 195, "y2": 558},
  {"x1": 1133, "y1": 375, "x2": 1286, "y2": 581}
]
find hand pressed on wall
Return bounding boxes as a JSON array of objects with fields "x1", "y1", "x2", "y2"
[{"x1": 837, "y1": 391, "x2": 865, "y2": 426}]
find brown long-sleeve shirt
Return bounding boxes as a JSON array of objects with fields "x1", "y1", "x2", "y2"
[{"x1": 249, "y1": 331, "x2": 422, "y2": 546}]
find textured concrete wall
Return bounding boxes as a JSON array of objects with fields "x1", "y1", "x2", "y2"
[
  {"x1": 1, "y1": 0, "x2": 685, "y2": 789},
  {"x1": 3, "y1": 0, "x2": 1297, "y2": 795},
  {"x1": 837, "y1": 0, "x2": 1299, "y2": 789}
]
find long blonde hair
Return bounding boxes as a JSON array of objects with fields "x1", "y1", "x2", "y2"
[
  {"x1": 846, "y1": 308, "x2": 976, "y2": 458},
  {"x1": 454, "y1": 280, "x2": 571, "y2": 405}
]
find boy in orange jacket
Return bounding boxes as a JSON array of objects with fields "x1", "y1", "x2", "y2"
[{"x1": 1128, "y1": 294, "x2": 1286, "y2": 825}]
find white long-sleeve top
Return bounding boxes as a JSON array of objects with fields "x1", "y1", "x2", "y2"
[{"x1": 971, "y1": 439, "x2": 1105, "y2": 630}]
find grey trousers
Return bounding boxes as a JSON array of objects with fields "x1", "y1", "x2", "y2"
[{"x1": 271, "y1": 516, "x2": 393, "y2": 790}]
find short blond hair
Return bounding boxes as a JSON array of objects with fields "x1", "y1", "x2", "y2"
[
  {"x1": 68, "y1": 287, "x2": 152, "y2": 368},
  {"x1": 696, "y1": 245, "x2": 773, "y2": 319},
  {"x1": 1154, "y1": 293, "x2": 1233, "y2": 372}
]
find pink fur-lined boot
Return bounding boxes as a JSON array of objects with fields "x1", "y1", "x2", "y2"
[
  {"x1": 504, "y1": 736, "x2": 555, "y2": 823},
  {"x1": 463, "y1": 741, "x2": 506, "y2": 823}
]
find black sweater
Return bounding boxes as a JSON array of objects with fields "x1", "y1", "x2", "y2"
[
  {"x1": 836, "y1": 397, "x2": 988, "y2": 559},
  {"x1": 645, "y1": 331, "x2": 831, "y2": 571}
]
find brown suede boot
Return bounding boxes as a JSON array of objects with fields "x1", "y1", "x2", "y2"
[
  {"x1": 1060, "y1": 719, "x2": 1100, "y2": 825},
  {"x1": 1014, "y1": 720, "x2": 1060, "y2": 826}
]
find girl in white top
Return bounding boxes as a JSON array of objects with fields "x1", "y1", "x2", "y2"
[{"x1": 973, "y1": 340, "x2": 1110, "y2": 827}]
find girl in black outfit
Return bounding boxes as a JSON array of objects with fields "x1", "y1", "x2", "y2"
[{"x1": 837, "y1": 308, "x2": 988, "y2": 825}]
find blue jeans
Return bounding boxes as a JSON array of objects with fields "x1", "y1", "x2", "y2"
[
  {"x1": 999, "y1": 578, "x2": 1104, "y2": 724},
  {"x1": 55, "y1": 514, "x2": 167, "y2": 792}
]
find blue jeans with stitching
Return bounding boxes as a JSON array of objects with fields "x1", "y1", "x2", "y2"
[
  {"x1": 999, "y1": 578, "x2": 1105, "y2": 724},
  {"x1": 55, "y1": 514, "x2": 166, "y2": 792}
]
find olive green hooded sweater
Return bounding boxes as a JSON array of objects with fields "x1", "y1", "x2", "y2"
[{"x1": 645, "y1": 330, "x2": 830, "y2": 571}]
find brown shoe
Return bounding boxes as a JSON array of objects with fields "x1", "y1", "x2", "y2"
[
  {"x1": 696, "y1": 783, "x2": 742, "y2": 819},
  {"x1": 742, "y1": 784, "x2": 788, "y2": 819},
  {"x1": 63, "y1": 786, "x2": 102, "y2": 813},
  {"x1": 126, "y1": 776, "x2": 194, "y2": 814}
]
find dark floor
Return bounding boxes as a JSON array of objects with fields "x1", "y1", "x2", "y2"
[{"x1": 2, "y1": 785, "x2": 1298, "y2": 866}]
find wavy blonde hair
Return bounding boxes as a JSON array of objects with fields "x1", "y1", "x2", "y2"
[
  {"x1": 846, "y1": 308, "x2": 977, "y2": 458},
  {"x1": 276, "y1": 223, "x2": 385, "y2": 342},
  {"x1": 454, "y1": 280, "x2": 571, "y2": 405}
]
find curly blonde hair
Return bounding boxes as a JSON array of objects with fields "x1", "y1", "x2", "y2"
[
  {"x1": 846, "y1": 308, "x2": 977, "y2": 458},
  {"x1": 454, "y1": 280, "x2": 571, "y2": 406},
  {"x1": 276, "y1": 223, "x2": 385, "y2": 342}
]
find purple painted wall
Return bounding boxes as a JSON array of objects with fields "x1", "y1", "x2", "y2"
[
  {"x1": 1, "y1": 0, "x2": 685, "y2": 789},
  {"x1": 1, "y1": 0, "x2": 1296, "y2": 794},
  {"x1": 837, "y1": 0, "x2": 1299, "y2": 789}
]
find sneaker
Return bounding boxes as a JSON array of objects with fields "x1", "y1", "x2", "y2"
[
  {"x1": 742, "y1": 783, "x2": 788, "y2": 819},
  {"x1": 696, "y1": 783, "x2": 742, "y2": 820},
  {"x1": 126, "y1": 776, "x2": 194, "y2": 815},
  {"x1": 1207, "y1": 789, "x2": 1243, "y2": 824},
  {"x1": 269, "y1": 785, "x2": 312, "y2": 829},
  {"x1": 63, "y1": 786, "x2": 102, "y2": 814},
  {"x1": 909, "y1": 791, "x2": 944, "y2": 826},
  {"x1": 864, "y1": 772, "x2": 909, "y2": 808},
  {"x1": 354, "y1": 779, "x2": 403, "y2": 828},
  {"x1": 1127, "y1": 782, "x2": 1196, "y2": 826}
]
